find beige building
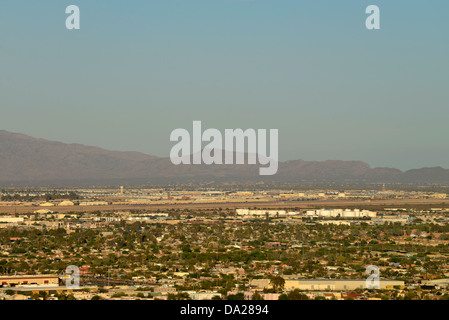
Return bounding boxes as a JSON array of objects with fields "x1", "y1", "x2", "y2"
[
  {"x1": 58, "y1": 201, "x2": 74, "y2": 206},
  {"x1": 40, "y1": 202, "x2": 55, "y2": 207},
  {"x1": 0, "y1": 217, "x2": 24, "y2": 223},
  {"x1": 0, "y1": 274, "x2": 59, "y2": 287},
  {"x1": 284, "y1": 279, "x2": 404, "y2": 291},
  {"x1": 250, "y1": 279, "x2": 272, "y2": 290}
]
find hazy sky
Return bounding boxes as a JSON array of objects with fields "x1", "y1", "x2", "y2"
[{"x1": 1, "y1": 0, "x2": 448, "y2": 170}]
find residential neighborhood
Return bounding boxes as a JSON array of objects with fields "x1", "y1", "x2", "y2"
[{"x1": 1, "y1": 187, "x2": 449, "y2": 300}]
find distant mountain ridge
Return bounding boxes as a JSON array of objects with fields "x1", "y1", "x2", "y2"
[{"x1": 1, "y1": 130, "x2": 449, "y2": 186}]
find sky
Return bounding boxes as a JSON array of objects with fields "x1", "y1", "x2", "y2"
[{"x1": 1, "y1": 0, "x2": 448, "y2": 170}]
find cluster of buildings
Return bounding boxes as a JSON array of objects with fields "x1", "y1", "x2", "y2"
[
  {"x1": 1, "y1": 187, "x2": 449, "y2": 301},
  {"x1": 1, "y1": 187, "x2": 447, "y2": 208},
  {"x1": 305, "y1": 209, "x2": 377, "y2": 218},
  {"x1": 235, "y1": 208, "x2": 378, "y2": 219},
  {"x1": 236, "y1": 209, "x2": 299, "y2": 217}
]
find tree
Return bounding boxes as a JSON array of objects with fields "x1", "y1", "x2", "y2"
[
  {"x1": 269, "y1": 276, "x2": 285, "y2": 293},
  {"x1": 168, "y1": 292, "x2": 190, "y2": 300},
  {"x1": 176, "y1": 292, "x2": 190, "y2": 300},
  {"x1": 287, "y1": 289, "x2": 309, "y2": 300},
  {"x1": 227, "y1": 293, "x2": 245, "y2": 300},
  {"x1": 251, "y1": 291, "x2": 264, "y2": 300},
  {"x1": 167, "y1": 293, "x2": 177, "y2": 300},
  {"x1": 111, "y1": 292, "x2": 127, "y2": 298},
  {"x1": 5, "y1": 289, "x2": 14, "y2": 296}
]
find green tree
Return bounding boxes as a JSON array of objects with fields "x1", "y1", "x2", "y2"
[
  {"x1": 269, "y1": 276, "x2": 285, "y2": 293},
  {"x1": 287, "y1": 289, "x2": 309, "y2": 300},
  {"x1": 5, "y1": 289, "x2": 14, "y2": 296},
  {"x1": 227, "y1": 293, "x2": 245, "y2": 300},
  {"x1": 251, "y1": 291, "x2": 264, "y2": 300}
]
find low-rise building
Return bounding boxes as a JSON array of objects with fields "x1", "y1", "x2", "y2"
[{"x1": 284, "y1": 279, "x2": 404, "y2": 291}]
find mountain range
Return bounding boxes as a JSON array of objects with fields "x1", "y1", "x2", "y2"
[{"x1": 1, "y1": 130, "x2": 449, "y2": 187}]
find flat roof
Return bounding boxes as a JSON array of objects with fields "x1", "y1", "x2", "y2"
[
  {"x1": 3, "y1": 286, "x2": 63, "y2": 291},
  {"x1": 3, "y1": 285, "x2": 95, "y2": 292},
  {"x1": 0, "y1": 274, "x2": 59, "y2": 279},
  {"x1": 284, "y1": 279, "x2": 403, "y2": 282}
]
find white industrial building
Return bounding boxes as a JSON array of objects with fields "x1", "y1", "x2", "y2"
[
  {"x1": 422, "y1": 279, "x2": 449, "y2": 289},
  {"x1": 371, "y1": 215, "x2": 410, "y2": 225},
  {"x1": 306, "y1": 209, "x2": 377, "y2": 218},
  {"x1": 236, "y1": 209, "x2": 292, "y2": 217}
]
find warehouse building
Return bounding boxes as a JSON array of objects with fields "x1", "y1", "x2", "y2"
[
  {"x1": 0, "y1": 274, "x2": 60, "y2": 287},
  {"x1": 284, "y1": 279, "x2": 404, "y2": 291}
]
